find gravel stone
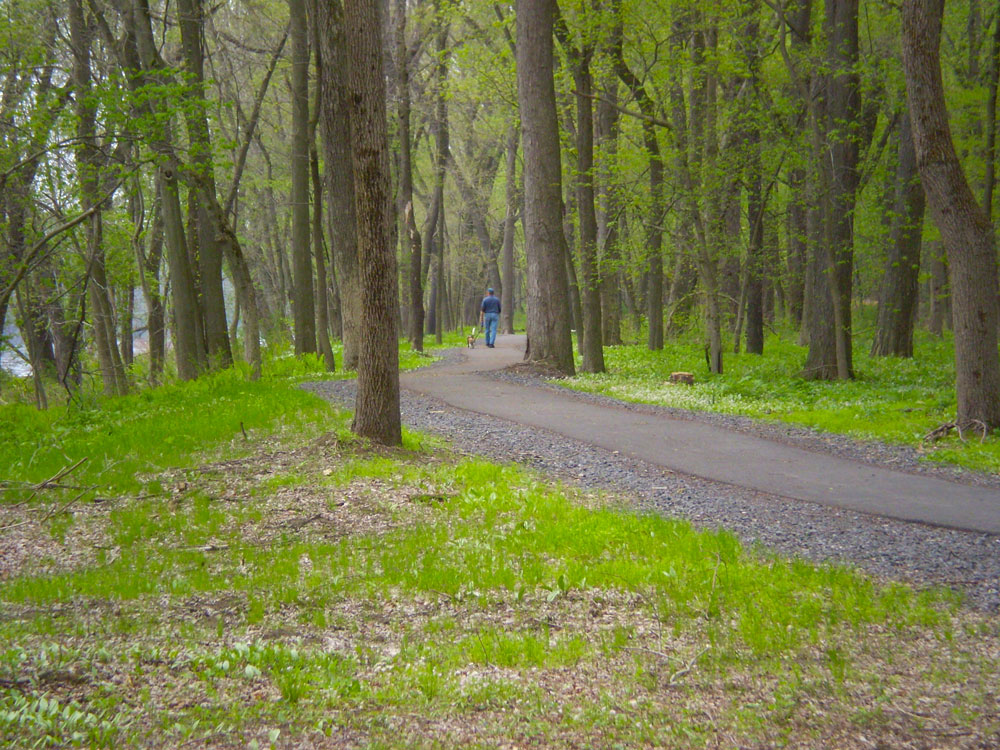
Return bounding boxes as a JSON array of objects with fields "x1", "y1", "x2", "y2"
[{"x1": 303, "y1": 360, "x2": 1000, "y2": 613}]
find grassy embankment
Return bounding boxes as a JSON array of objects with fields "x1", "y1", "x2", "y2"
[
  {"x1": 1, "y1": 336, "x2": 998, "y2": 747},
  {"x1": 562, "y1": 327, "x2": 1000, "y2": 473}
]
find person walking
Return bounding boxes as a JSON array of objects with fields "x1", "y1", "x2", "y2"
[{"x1": 480, "y1": 287, "x2": 501, "y2": 348}]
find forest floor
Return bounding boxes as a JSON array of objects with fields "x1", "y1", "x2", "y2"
[
  {"x1": 2, "y1": 344, "x2": 1000, "y2": 747},
  {"x1": 2, "y1": 422, "x2": 999, "y2": 748}
]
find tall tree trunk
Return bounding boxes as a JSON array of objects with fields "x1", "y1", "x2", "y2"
[
  {"x1": 395, "y1": 0, "x2": 424, "y2": 351},
  {"x1": 291, "y1": 0, "x2": 316, "y2": 355},
  {"x1": 430, "y1": 8, "x2": 450, "y2": 344},
  {"x1": 615, "y1": 52, "x2": 664, "y2": 352},
  {"x1": 741, "y1": 7, "x2": 765, "y2": 355},
  {"x1": 824, "y1": 0, "x2": 860, "y2": 379},
  {"x1": 563, "y1": 198, "x2": 584, "y2": 344},
  {"x1": 500, "y1": 124, "x2": 518, "y2": 334},
  {"x1": 177, "y1": 0, "x2": 232, "y2": 369},
  {"x1": 597, "y1": 20, "x2": 623, "y2": 347},
  {"x1": 572, "y1": 47, "x2": 604, "y2": 373},
  {"x1": 309, "y1": 6, "x2": 336, "y2": 372},
  {"x1": 129, "y1": 0, "x2": 205, "y2": 379},
  {"x1": 871, "y1": 110, "x2": 925, "y2": 357},
  {"x1": 139, "y1": 188, "x2": 166, "y2": 384},
  {"x1": 786, "y1": 168, "x2": 807, "y2": 328},
  {"x1": 120, "y1": 276, "x2": 134, "y2": 367},
  {"x1": 158, "y1": 167, "x2": 203, "y2": 380},
  {"x1": 317, "y1": 0, "x2": 361, "y2": 370},
  {"x1": 311, "y1": 146, "x2": 335, "y2": 370},
  {"x1": 903, "y1": 0, "x2": 1000, "y2": 426},
  {"x1": 802, "y1": 64, "x2": 839, "y2": 379},
  {"x1": 745, "y1": 137, "x2": 765, "y2": 355},
  {"x1": 516, "y1": 0, "x2": 574, "y2": 374},
  {"x1": 694, "y1": 22, "x2": 725, "y2": 369},
  {"x1": 70, "y1": 0, "x2": 127, "y2": 395},
  {"x1": 343, "y1": 0, "x2": 401, "y2": 444}
]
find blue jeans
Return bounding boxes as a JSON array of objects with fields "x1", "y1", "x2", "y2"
[{"x1": 483, "y1": 312, "x2": 499, "y2": 346}]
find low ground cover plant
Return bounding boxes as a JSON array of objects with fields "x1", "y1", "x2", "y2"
[
  {"x1": 1, "y1": 373, "x2": 997, "y2": 747},
  {"x1": 561, "y1": 328, "x2": 1000, "y2": 472}
]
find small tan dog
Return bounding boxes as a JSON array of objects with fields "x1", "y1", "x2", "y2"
[{"x1": 467, "y1": 327, "x2": 478, "y2": 348}]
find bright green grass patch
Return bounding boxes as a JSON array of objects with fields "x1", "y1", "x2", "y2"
[
  {"x1": 0, "y1": 336, "x2": 450, "y2": 501},
  {"x1": 0, "y1": 365, "x2": 339, "y2": 499},
  {"x1": 562, "y1": 329, "x2": 1000, "y2": 471},
  {"x1": 3, "y1": 451, "x2": 953, "y2": 660},
  {"x1": 1, "y1": 399, "x2": 987, "y2": 748}
]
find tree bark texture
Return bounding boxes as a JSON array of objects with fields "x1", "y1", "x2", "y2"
[
  {"x1": 823, "y1": 0, "x2": 860, "y2": 379},
  {"x1": 177, "y1": 0, "x2": 232, "y2": 369},
  {"x1": 572, "y1": 48, "x2": 605, "y2": 373},
  {"x1": 500, "y1": 124, "x2": 518, "y2": 334},
  {"x1": 395, "y1": 0, "x2": 423, "y2": 351},
  {"x1": 902, "y1": 0, "x2": 1000, "y2": 426},
  {"x1": 516, "y1": 0, "x2": 574, "y2": 374},
  {"x1": 317, "y1": 0, "x2": 361, "y2": 370},
  {"x1": 344, "y1": 0, "x2": 402, "y2": 445},
  {"x1": 871, "y1": 110, "x2": 924, "y2": 358},
  {"x1": 291, "y1": 0, "x2": 316, "y2": 355}
]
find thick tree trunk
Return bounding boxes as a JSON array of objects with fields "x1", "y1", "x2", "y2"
[
  {"x1": 824, "y1": 0, "x2": 860, "y2": 379},
  {"x1": 317, "y1": 0, "x2": 361, "y2": 370},
  {"x1": 801, "y1": 174, "x2": 839, "y2": 380},
  {"x1": 871, "y1": 111, "x2": 924, "y2": 358},
  {"x1": 343, "y1": 0, "x2": 401, "y2": 444},
  {"x1": 516, "y1": 0, "x2": 574, "y2": 374},
  {"x1": 291, "y1": 0, "x2": 316, "y2": 355},
  {"x1": 903, "y1": 0, "x2": 1000, "y2": 426},
  {"x1": 158, "y1": 167, "x2": 203, "y2": 380}
]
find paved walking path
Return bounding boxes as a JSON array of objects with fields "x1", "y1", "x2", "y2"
[{"x1": 401, "y1": 335, "x2": 1000, "y2": 535}]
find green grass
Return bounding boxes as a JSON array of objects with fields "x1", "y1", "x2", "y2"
[
  {"x1": 1, "y1": 336, "x2": 997, "y2": 747},
  {"x1": 561, "y1": 327, "x2": 1000, "y2": 472},
  {"x1": 0, "y1": 335, "x2": 460, "y2": 501}
]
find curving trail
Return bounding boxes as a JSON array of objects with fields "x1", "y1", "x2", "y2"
[{"x1": 401, "y1": 334, "x2": 1000, "y2": 535}]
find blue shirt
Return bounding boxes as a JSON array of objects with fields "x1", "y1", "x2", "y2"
[{"x1": 481, "y1": 295, "x2": 501, "y2": 314}]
